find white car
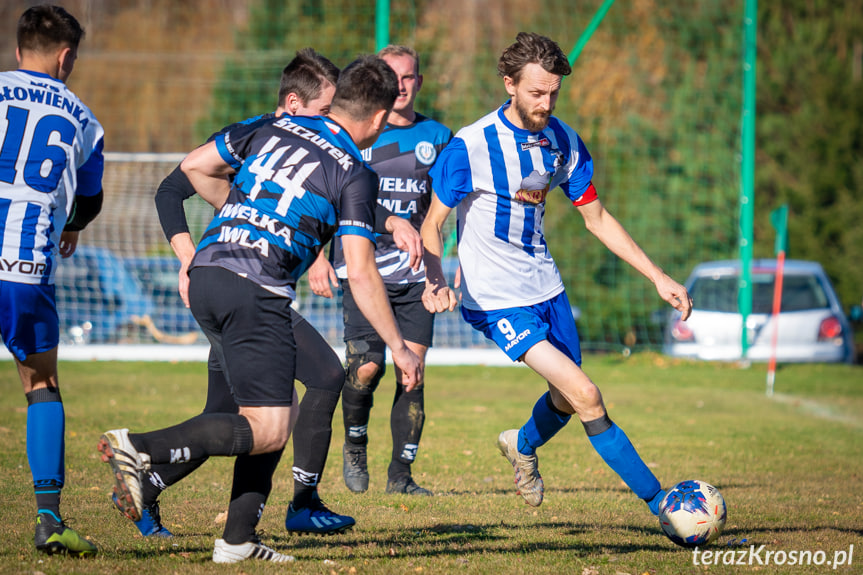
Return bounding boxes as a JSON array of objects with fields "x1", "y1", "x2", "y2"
[{"x1": 663, "y1": 259, "x2": 856, "y2": 364}]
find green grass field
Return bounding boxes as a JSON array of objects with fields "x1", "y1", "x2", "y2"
[{"x1": 1, "y1": 354, "x2": 861, "y2": 574}]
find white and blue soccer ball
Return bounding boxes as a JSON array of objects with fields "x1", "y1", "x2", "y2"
[{"x1": 658, "y1": 480, "x2": 727, "y2": 547}]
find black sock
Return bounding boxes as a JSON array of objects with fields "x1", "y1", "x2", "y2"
[
  {"x1": 222, "y1": 449, "x2": 283, "y2": 544},
  {"x1": 291, "y1": 389, "x2": 340, "y2": 509},
  {"x1": 130, "y1": 413, "x2": 253, "y2": 464},
  {"x1": 138, "y1": 365, "x2": 236, "y2": 507},
  {"x1": 389, "y1": 384, "x2": 424, "y2": 481},
  {"x1": 341, "y1": 383, "x2": 374, "y2": 447},
  {"x1": 342, "y1": 348, "x2": 383, "y2": 447},
  {"x1": 387, "y1": 460, "x2": 411, "y2": 481},
  {"x1": 34, "y1": 481, "x2": 62, "y2": 519},
  {"x1": 581, "y1": 413, "x2": 613, "y2": 437},
  {"x1": 142, "y1": 460, "x2": 208, "y2": 507}
]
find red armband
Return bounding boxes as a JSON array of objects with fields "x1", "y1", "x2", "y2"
[{"x1": 572, "y1": 182, "x2": 598, "y2": 207}]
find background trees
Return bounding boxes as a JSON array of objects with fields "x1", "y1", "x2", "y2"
[{"x1": 3, "y1": 0, "x2": 858, "y2": 346}]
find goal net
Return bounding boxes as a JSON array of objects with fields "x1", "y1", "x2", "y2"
[{"x1": 53, "y1": 153, "x2": 488, "y2": 355}]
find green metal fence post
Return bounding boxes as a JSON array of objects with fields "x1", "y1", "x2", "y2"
[
  {"x1": 376, "y1": 0, "x2": 390, "y2": 51},
  {"x1": 739, "y1": 0, "x2": 757, "y2": 359},
  {"x1": 568, "y1": 0, "x2": 616, "y2": 66}
]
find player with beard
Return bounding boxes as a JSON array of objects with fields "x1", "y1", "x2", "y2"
[{"x1": 420, "y1": 32, "x2": 693, "y2": 517}]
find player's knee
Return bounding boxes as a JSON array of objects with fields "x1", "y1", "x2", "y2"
[
  {"x1": 243, "y1": 407, "x2": 291, "y2": 453},
  {"x1": 322, "y1": 362, "x2": 346, "y2": 392},
  {"x1": 252, "y1": 425, "x2": 289, "y2": 453},
  {"x1": 394, "y1": 367, "x2": 425, "y2": 390},
  {"x1": 356, "y1": 361, "x2": 382, "y2": 383},
  {"x1": 572, "y1": 383, "x2": 605, "y2": 420},
  {"x1": 346, "y1": 360, "x2": 383, "y2": 393},
  {"x1": 345, "y1": 338, "x2": 386, "y2": 392},
  {"x1": 302, "y1": 361, "x2": 345, "y2": 394},
  {"x1": 581, "y1": 383, "x2": 603, "y2": 409},
  {"x1": 552, "y1": 380, "x2": 603, "y2": 417},
  {"x1": 547, "y1": 387, "x2": 576, "y2": 415}
]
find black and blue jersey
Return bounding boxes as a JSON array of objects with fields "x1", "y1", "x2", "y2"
[
  {"x1": 190, "y1": 114, "x2": 378, "y2": 300},
  {"x1": 331, "y1": 113, "x2": 451, "y2": 284}
]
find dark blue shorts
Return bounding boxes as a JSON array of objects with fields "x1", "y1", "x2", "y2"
[
  {"x1": 0, "y1": 281, "x2": 59, "y2": 361},
  {"x1": 461, "y1": 290, "x2": 582, "y2": 364}
]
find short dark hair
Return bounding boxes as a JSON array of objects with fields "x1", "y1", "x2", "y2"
[
  {"x1": 277, "y1": 48, "x2": 340, "y2": 108},
  {"x1": 330, "y1": 55, "x2": 399, "y2": 121},
  {"x1": 17, "y1": 4, "x2": 84, "y2": 54},
  {"x1": 378, "y1": 44, "x2": 420, "y2": 75},
  {"x1": 497, "y1": 32, "x2": 571, "y2": 84}
]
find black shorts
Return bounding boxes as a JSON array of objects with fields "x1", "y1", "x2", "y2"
[
  {"x1": 340, "y1": 281, "x2": 434, "y2": 347},
  {"x1": 205, "y1": 307, "x2": 344, "y2": 393},
  {"x1": 189, "y1": 266, "x2": 296, "y2": 407}
]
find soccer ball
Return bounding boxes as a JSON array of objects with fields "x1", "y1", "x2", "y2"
[{"x1": 658, "y1": 480, "x2": 727, "y2": 547}]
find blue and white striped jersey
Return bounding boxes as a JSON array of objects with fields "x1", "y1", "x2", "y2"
[
  {"x1": 331, "y1": 114, "x2": 451, "y2": 284},
  {"x1": 429, "y1": 101, "x2": 597, "y2": 311},
  {"x1": 190, "y1": 114, "x2": 379, "y2": 300},
  {"x1": 0, "y1": 70, "x2": 104, "y2": 285}
]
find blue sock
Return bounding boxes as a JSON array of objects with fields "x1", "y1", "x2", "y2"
[
  {"x1": 587, "y1": 421, "x2": 662, "y2": 511},
  {"x1": 517, "y1": 392, "x2": 571, "y2": 456},
  {"x1": 26, "y1": 389, "x2": 65, "y2": 516},
  {"x1": 646, "y1": 488, "x2": 667, "y2": 516}
]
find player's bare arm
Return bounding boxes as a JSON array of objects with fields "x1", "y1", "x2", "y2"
[
  {"x1": 385, "y1": 215, "x2": 423, "y2": 271},
  {"x1": 168, "y1": 232, "x2": 196, "y2": 307},
  {"x1": 341, "y1": 234, "x2": 422, "y2": 389},
  {"x1": 180, "y1": 141, "x2": 234, "y2": 209},
  {"x1": 653, "y1": 274, "x2": 693, "y2": 320},
  {"x1": 308, "y1": 249, "x2": 338, "y2": 299},
  {"x1": 307, "y1": 212, "x2": 422, "y2": 299},
  {"x1": 420, "y1": 195, "x2": 458, "y2": 313},
  {"x1": 577, "y1": 198, "x2": 692, "y2": 320}
]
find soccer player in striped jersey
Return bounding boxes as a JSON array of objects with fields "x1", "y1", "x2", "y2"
[
  {"x1": 309, "y1": 45, "x2": 451, "y2": 496},
  {"x1": 147, "y1": 49, "x2": 421, "y2": 539},
  {"x1": 98, "y1": 55, "x2": 422, "y2": 564},
  {"x1": 421, "y1": 33, "x2": 693, "y2": 517},
  {"x1": 140, "y1": 49, "x2": 361, "y2": 539},
  {"x1": 1, "y1": 5, "x2": 104, "y2": 557},
  {"x1": 0, "y1": 5, "x2": 103, "y2": 557}
]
